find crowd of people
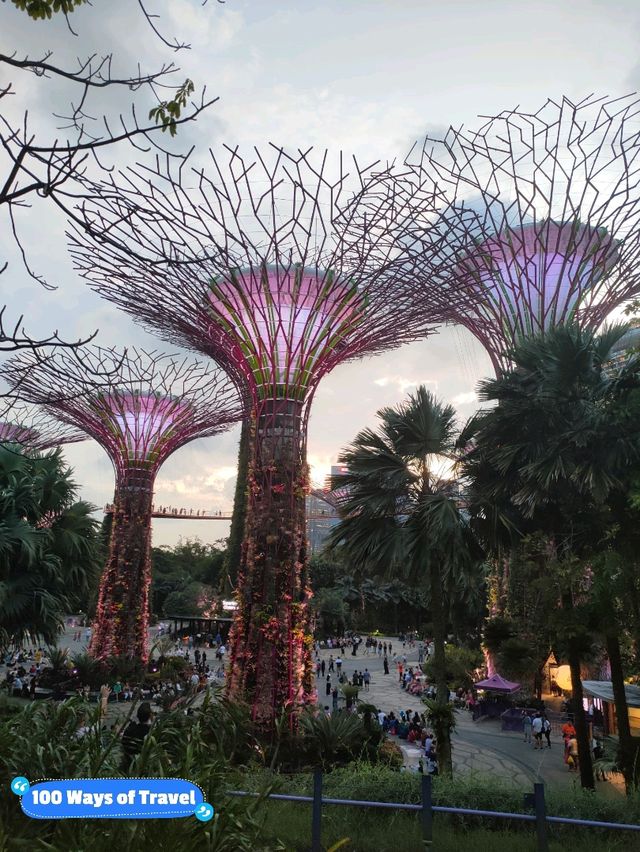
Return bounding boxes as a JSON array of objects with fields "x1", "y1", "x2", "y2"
[{"x1": 2, "y1": 646, "x2": 47, "y2": 699}]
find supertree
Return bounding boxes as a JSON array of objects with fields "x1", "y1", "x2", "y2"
[
  {"x1": 5, "y1": 347, "x2": 242, "y2": 661},
  {"x1": 403, "y1": 94, "x2": 640, "y2": 373},
  {"x1": 66, "y1": 145, "x2": 458, "y2": 725},
  {"x1": 0, "y1": 401, "x2": 85, "y2": 450}
]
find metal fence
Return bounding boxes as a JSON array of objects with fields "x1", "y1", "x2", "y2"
[{"x1": 228, "y1": 771, "x2": 640, "y2": 851}]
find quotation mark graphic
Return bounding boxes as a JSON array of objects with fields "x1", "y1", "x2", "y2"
[
  {"x1": 195, "y1": 802, "x2": 214, "y2": 822},
  {"x1": 11, "y1": 777, "x2": 30, "y2": 795}
]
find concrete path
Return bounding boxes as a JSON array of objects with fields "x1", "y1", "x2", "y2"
[{"x1": 314, "y1": 637, "x2": 623, "y2": 795}]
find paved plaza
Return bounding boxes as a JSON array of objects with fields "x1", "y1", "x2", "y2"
[
  {"x1": 3, "y1": 627, "x2": 624, "y2": 798},
  {"x1": 314, "y1": 637, "x2": 624, "y2": 795}
]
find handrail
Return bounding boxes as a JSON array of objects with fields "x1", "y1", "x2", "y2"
[{"x1": 225, "y1": 780, "x2": 640, "y2": 852}]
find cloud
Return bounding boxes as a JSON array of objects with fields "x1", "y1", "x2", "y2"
[
  {"x1": 374, "y1": 376, "x2": 439, "y2": 394},
  {"x1": 451, "y1": 391, "x2": 477, "y2": 406}
]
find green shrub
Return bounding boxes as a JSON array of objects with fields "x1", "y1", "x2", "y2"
[
  {"x1": 377, "y1": 740, "x2": 404, "y2": 770},
  {"x1": 300, "y1": 710, "x2": 371, "y2": 769},
  {"x1": 0, "y1": 695, "x2": 281, "y2": 850},
  {"x1": 421, "y1": 644, "x2": 483, "y2": 690}
]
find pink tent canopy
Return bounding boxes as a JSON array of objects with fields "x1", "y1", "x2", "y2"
[{"x1": 474, "y1": 673, "x2": 521, "y2": 693}]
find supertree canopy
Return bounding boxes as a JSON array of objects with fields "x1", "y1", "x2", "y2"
[
  {"x1": 0, "y1": 402, "x2": 85, "y2": 451},
  {"x1": 5, "y1": 347, "x2": 242, "y2": 661},
  {"x1": 404, "y1": 94, "x2": 640, "y2": 372},
  {"x1": 66, "y1": 145, "x2": 457, "y2": 725}
]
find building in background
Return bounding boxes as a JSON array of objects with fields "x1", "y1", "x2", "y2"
[{"x1": 306, "y1": 465, "x2": 347, "y2": 555}]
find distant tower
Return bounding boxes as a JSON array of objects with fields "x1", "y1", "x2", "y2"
[
  {"x1": 406, "y1": 94, "x2": 640, "y2": 373},
  {"x1": 6, "y1": 348, "x2": 241, "y2": 660},
  {"x1": 0, "y1": 402, "x2": 85, "y2": 451},
  {"x1": 68, "y1": 146, "x2": 455, "y2": 725}
]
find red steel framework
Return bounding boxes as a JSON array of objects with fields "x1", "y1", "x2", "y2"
[
  {"x1": 0, "y1": 401, "x2": 85, "y2": 450},
  {"x1": 402, "y1": 94, "x2": 640, "y2": 372},
  {"x1": 5, "y1": 347, "x2": 242, "y2": 661},
  {"x1": 67, "y1": 145, "x2": 460, "y2": 726}
]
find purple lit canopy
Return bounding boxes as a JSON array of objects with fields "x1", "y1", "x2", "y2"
[
  {"x1": 402, "y1": 94, "x2": 640, "y2": 371},
  {"x1": 0, "y1": 402, "x2": 85, "y2": 451}
]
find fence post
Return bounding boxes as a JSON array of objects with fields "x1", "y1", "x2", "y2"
[
  {"x1": 311, "y1": 768, "x2": 323, "y2": 852},
  {"x1": 533, "y1": 782, "x2": 548, "y2": 852},
  {"x1": 421, "y1": 773, "x2": 433, "y2": 848}
]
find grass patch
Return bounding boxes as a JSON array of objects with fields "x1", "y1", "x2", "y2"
[
  {"x1": 231, "y1": 764, "x2": 639, "y2": 850},
  {"x1": 257, "y1": 800, "x2": 632, "y2": 851}
]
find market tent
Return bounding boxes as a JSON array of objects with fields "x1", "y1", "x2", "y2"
[
  {"x1": 582, "y1": 681, "x2": 640, "y2": 708},
  {"x1": 474, "y1": 673, "x2": 521, "y2": 693}
]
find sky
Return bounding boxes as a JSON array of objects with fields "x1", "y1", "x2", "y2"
[{"x1": 2, "y1": 0, "x2": 640, "y2": 546}]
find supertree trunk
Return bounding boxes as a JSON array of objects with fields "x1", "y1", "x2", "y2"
[
  {"x1": 90, "y1": 468, "x2": 154, "y2": 662},
  {"x1": 222, "y1": 420, "x2": 250, "y2": 594},
  {"x1": 227, "y1": 399, "x2": 315, "y2": 727}
]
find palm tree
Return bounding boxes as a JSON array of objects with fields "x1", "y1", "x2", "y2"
[
  {"x1": 328, "y1": 386, "x2": 483, "y2": 775},
  {"x1": 0, "y1": 445, "x2": 100, "y2": 648},
  {"x1": 461, "y1": 324, "x2": 640, "y2": 790}
]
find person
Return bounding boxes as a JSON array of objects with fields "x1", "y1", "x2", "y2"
[
  {"x1": 325, "y1": 675, "x2": 331, "y2": 696},
  {"x1": 567, "y1": 735, "x2": 579, "y2": 772},
  {"x1": 113, "y1": 680, "x2": 123, "y2": 702},
  {"x1": 363, "y1": 669, "x2": 370, "y2": 692},
  {"x1": 542, "y1": 715, "x2": 552, "y2": 748},
  {"x1": 531, "y1": 713, "x2": 543, "y2": 749},
  {"x1": 328, "y1": 655, "x2": 335, "y2": 673},
  {"x1": 593, "y1": 739, "x2": 607, "y2": 781},
  {"x1": 383, "y1": 655, "x2": 389, "y2": 675},
  {"x1": 522, "y1": 710, "x2": 533, "y2": 743},
  {"x1": 321, "y1": 659, "x2": 326, "y2": 677},
  {"x1": 121, "y1": 702, "x2": 154, "y2": 771},
  {"x1": 332, "y1": 687, "x2": 339, "y2": 712},
  {"x1": 335, "y1": 656, "x2": 342, "y2": 674},
  {"x1": 424, "y1": 733, "x2": 434, "y2": 756}
]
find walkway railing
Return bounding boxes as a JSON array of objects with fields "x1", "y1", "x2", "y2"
[{"x1": 228, "y1": 772, "x2": 640, "y2": 851}]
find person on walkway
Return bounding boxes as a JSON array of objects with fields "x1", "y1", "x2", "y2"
[
  {"x1": 363, "y1": 669, "x2": 370, "y2": 692},
  {"x1": 522, "y1": 710, "x2": 533, "y2": 743},
  {"x1": 383, "y1": 655, "x2": 389, "y2": 675},
  {"x1": 531, "y1": 713, "x2": 543, "y2": 749},
  {"x1": 321, "y1": 659, "x2": 326, "y2": 677},
  {"x1": 325, "y1": 675, "x2": 331, "y2": 696},
  {"x1": 542, "y1": 715, "x2": 552, "y2": 748},
  {"x1": 593, "y1": 739, "x2": 607, "y2": 781},
  {"x1": 328, "y1": 655, "x2": 335, "y2": 673},
  {"x1": 335, "y1": 657, "x2": 342, "y2": 674},
  {"x1": 332, "y1": 687, "x2": 339, "y2": 712},
  {"x1": 121, "y1": 702, "x2": 154, "y2": 771},
  {"x1": 567, "y1": 735, "x2": 579, "y2": 771}
]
